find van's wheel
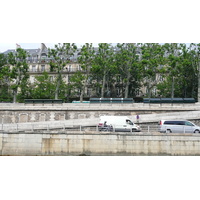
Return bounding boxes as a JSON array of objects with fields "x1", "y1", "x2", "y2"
[
  {"x1": 166, "y1": 129, "x2": 171, "y2": 133},
  {"x1": 194, "y1": 129, "x2": 200, "y2": 133}
]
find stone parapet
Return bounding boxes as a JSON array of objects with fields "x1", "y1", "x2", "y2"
[{"x1": 0, "y1": 103, "x2": 200, "y2": 111}]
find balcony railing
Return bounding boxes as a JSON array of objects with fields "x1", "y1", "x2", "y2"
[
  {"x1": 29, "y1": 69, "x2": 51, "y2": 73},
  {"x1": 26, "y1": 58, "x2": 77, "y2": 63},
  {"x1": 27, "y1": 58, "x2": 51, "y2": 63},
  {"x1": 28, "y1": 67, "x2": 86, "y2": 73}
]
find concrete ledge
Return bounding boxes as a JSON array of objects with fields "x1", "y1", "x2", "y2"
[{"x1": 0, "y1": 103, "x2": 200, "y2": 111}]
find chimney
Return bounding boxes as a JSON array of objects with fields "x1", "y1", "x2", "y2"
[
  {"x1": 41, "y1": 43, "x2": 47, "y2": 51},
  {"x1": 16, "y1": 43, "x2": 21, "y2": 49}
]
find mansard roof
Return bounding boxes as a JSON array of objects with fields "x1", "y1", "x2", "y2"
[{"x1": 3, "y1": 48, "x2": 41, "y2": 56}]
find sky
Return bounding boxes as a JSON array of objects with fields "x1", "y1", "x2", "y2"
[
  {"x1": 0, "y1": 43, "x2": 192, "y2": 53},
  {"x1": 0, "y1": 43, "x2": 53, "y2": 53},
  {"x1": 0, "y1": 43, "x2": 116, "y2": 53},
  {"x1": 0, "y1": 43, "x2": 98, "y2": 53}
]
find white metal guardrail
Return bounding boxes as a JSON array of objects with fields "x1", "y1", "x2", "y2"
[{"x1": 0, "y1": 123, "x2": 159, "y2": 133}]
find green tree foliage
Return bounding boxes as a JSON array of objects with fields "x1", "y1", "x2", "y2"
[
  {"x1": 70, "y1": 71, "x2": 85, "y2": 97},
  {"x1": 188, "y1": 43, "x2": 200, "y2": 101},
  {"x1": 30, "y1": 72, "x2": 56, "y2": 99},
  {"x1": 157, "y1": 43, "x2": 199, "y2": 99},
  {"x1": 93, "y1": 43, "x2": 115, "y2": 97},
  {"x1": 75, "y1": 43, "x2": 95, "y2": 102},
  {"x1": 0, "y1": 53, "x2": 12, "y2": 102},
  {"x1": 48, "y1": 43, "x2": 77, "y2": 99},
  {"x1": 7, "y1": 48, "x2": 29, "y2": 103},
  {"x1": 17, "y1": 79, "x2": 32, "y2": 102},
  {"x1": 115, "y1": 43, "x2": 141, "y2": 98},
  {"x1": 140, "y1": 43, "x2": 166, "y2": 98},
  {"x1": 26, "y1": 72, "x2": 69, "y2": 101},
  {"x1": 2, "y1": 43, "x2": 200, "y2": 102}
]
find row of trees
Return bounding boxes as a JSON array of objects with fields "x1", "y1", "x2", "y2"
[{"x1": 0, "y1": 43, "x2": 200, "y2": 103}]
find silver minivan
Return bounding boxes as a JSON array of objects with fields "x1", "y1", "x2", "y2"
[{"x1": 158, "y1": 120, "x2": 200, "y2": 133}]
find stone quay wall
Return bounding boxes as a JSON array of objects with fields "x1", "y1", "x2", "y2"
[
  {"x1": 0, "y1": 103, "x2": 200, "y2": 124},
  {"x1": 1, "y1": 132, "x2": 200, "y2": 156}
]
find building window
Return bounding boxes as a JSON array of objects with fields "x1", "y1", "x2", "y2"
[
  {"x1": 87, "y1": 88, "x2": 92, "y2": 96},
  {"x1": 68, "y1": 65, "x2": 72, "y2": 72},
  {"x1": 159, "y1": 76, "x2": 164, "y2": 82},
  {"x1": 41, "y1": 65, "x2": 45, "y2": 72},
  {"x1": 33, "y1": 55, "x2": 38, "y2": 63},
  {"x1": 50, "y1": 76, "x2": 53, "y2": 81},
  {"x1": 32, "y1": 65, "x2": 36, "y2": 72},
  {"x1": 136, "y1": 89, "x2": 140, "y2": 96},
  {"x1": 77, "y1": 65, "x2": 82, "y2": 71}
]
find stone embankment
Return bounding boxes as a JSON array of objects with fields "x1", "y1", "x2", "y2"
[
  {"x1": 1, "y1": 103, "x2": 200, "y2": 156},
  {"x1": 1, "y1": 131, "x2": 200, "y2": 156}
]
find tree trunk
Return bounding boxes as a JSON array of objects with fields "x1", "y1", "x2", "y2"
[
  {"x1": 80, "y1": 90, "x2": 84, "y2": 103},
  {"x1": 124, "y1": 71, "x2": 131, "y2": 98},
  {"x1": 55, "y1": 81, "x2": 60, "y2": 100},
  {"x1": 80, "y1": 72, "x2": 89, "y2": 102},
  {"x1": 55, "y1": 72, "x2": 62, "y2": 100},
  {"x1": 147, "y1": 85, "x2": 151, "y2": 98},
  {"x1": 13, "y1": 89, "x2": 17, "y2": 103},
  {"x1": 101, "y1": 72, "x2": 106, "y2": 98},
  {"x1": 80, "y1": 81, "x2": 87, "y2": 102}
]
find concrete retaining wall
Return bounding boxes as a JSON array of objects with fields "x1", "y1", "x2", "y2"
[
  {"x1": 1, "y1": 103, "x2": 200, "y2": 124},
  {"x1": 1, "y1": 132, "x2": 200, "y2": 156}
]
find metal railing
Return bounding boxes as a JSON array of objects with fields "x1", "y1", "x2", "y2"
[{"x1": 0, "y1": 123, "x2": 159, "y2": 134}]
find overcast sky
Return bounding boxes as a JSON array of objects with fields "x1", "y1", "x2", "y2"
[{"x1": 0, "y1": 43, "x2": 53, "y2": 53}]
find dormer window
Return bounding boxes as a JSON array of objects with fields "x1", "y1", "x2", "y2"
[{"x1": 41, "y1": 53, "x2": 47, "y2": 59}]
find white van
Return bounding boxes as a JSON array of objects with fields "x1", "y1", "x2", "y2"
[
  {"x1": 98, "y1": 116, "x2": 141, "y2": 132},
  {"x1": 158, "y1": 120, "x2": 200, "y2": 133}
]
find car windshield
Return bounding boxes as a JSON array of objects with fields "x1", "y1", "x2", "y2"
[{"x1": 126, "y1": 120, "x2": 133, "y2": 125}]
